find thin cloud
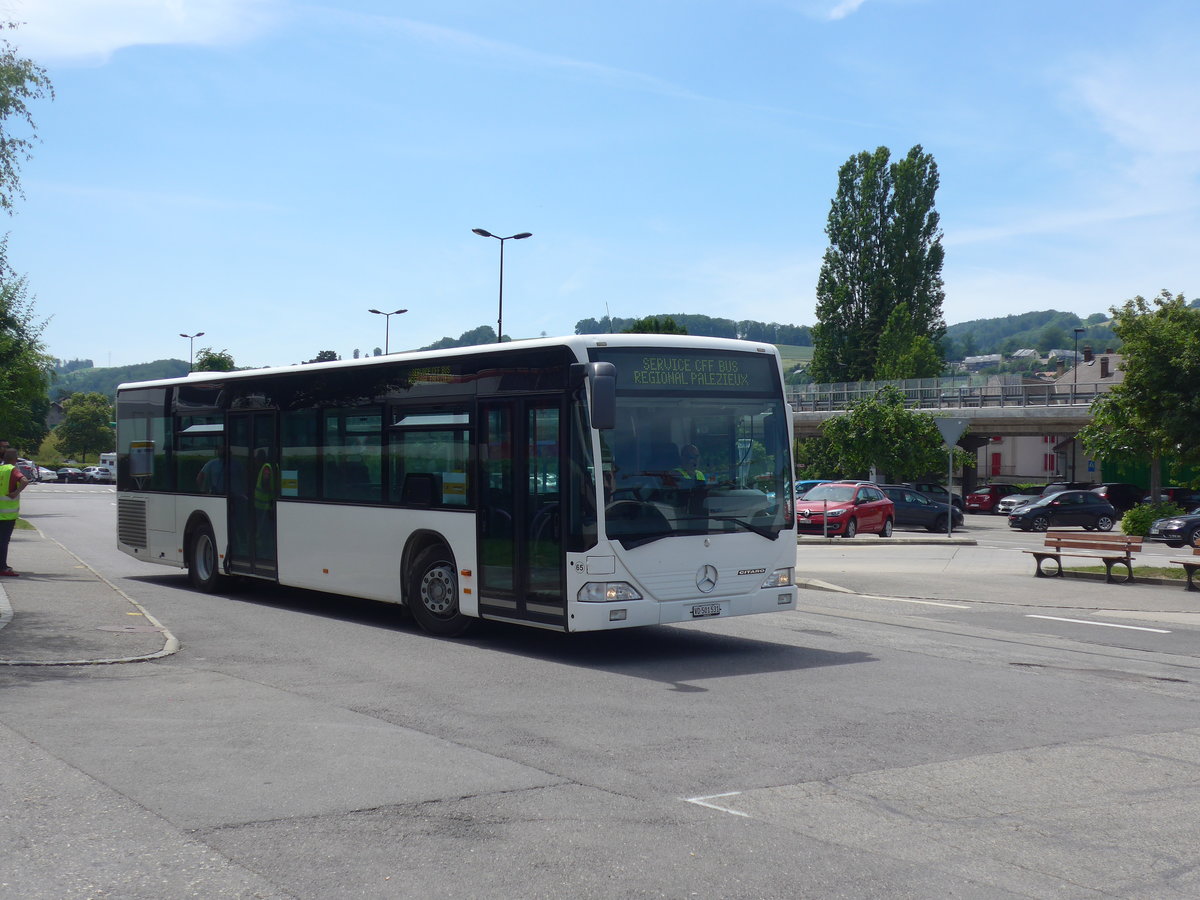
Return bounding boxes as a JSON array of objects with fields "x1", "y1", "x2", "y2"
[
  {"x1": 6, "y1": 0, "x2": 282, "y2": 63},
  {"x1": 827, "y1": 0, "x2": 868, "y2": 20}
]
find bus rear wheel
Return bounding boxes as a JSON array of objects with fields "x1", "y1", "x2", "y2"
[
  {"x1": 409, "y1": 545, "x2": 473, "y2": 637},
  {"x1": 188, "y1": 523, "x2": 223, "y2": 593}
]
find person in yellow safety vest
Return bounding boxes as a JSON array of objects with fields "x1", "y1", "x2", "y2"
[
  {"x1": 676, "y1": 444, "x2": 706, "y2": 483},
  {"x1": 253, "y1": 452, "x2": 275, "y2": 511},
  {"x1": 0, "y1": 447, "x2": 30, "y2": 576},
  {"x1": 253, "y1": 450, "x2": 277, "y2": 559}
]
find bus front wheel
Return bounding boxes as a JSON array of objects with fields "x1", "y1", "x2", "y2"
[
  {"x1": 409, "y1": 545, "x2": 473, "y2": 637},
  {"x1": 188, "y1": 524, "x2": 223, "y2": 593}
]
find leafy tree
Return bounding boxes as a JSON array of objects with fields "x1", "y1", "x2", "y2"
[
  {"x1": 814, "y1": 386, "x2": 972, "y2": 481},
  {"x1": 193, "y1": 347, "x2": 236, "y2": 372},
  {"x1": 1078, "y1": 290, "x2": 1200, "y2": 499},
  {"x1": 0, "y1": 239, "x2": 50, "y2": 449},
  {"x1": 622, "y1": 315, "x2": 687, "y2": 335},
  {"x1": 810, "y1": 145, "x2": 945, "y2": 383},
  {"x1": 54, "y1": 391, "x2": 114, "y2": 462},
  {"x1": 304, "y1": 349, "x2": 340, "y2": 364},
  {"x1": 875, "y1": 303, "x2": 944, "y2": 379},
  {"x1": 0, "y1": 23, "x2": 53, "y2": 213}
]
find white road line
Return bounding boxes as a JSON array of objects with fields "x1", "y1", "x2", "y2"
[
  {"x1": 862, "y1": 595, "x2": 971, "y2": 609},
  {"x1": 1026, "y1": 615, "x2": 1170, "y2": 634},
  {"x1": 684, "y1": 792, "x2": 750, "y2": 818}
]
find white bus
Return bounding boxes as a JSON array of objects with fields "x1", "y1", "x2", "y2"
[{"x1": 115, "y1": 334, "x2": 797, "y2": 635}]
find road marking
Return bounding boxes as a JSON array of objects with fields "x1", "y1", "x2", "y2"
[
  {"x1": 1026, "y1": 615, "x2": 1170, "y2": 634},
  {"x1": 862, "y1": 595, "x2": 971, "y2": 609},
  {"x1": 685, "y1": 792, "x2": 749, "y2": 817}
]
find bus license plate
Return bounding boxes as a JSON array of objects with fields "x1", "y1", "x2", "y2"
[{"x1": 691, "y1": 602, "x2": 722, "y2": 618}]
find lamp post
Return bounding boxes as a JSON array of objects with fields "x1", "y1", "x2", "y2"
[
  {"x1": 1071, "y1": 326, "x2": 1085, "y2": 481},
  {"x1": 180, "y1": 332, "x2": 205, "y2": 371},
  {"x1": 472, "y1": 228, "x2": 532, "y2": 343},
  {"x1": 368, "y1": 308, "x2": 407, "y2": 354}
]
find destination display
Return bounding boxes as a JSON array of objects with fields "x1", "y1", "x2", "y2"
[{"x1": 592, "y1": 348, "x2": 777, "y2": 394}]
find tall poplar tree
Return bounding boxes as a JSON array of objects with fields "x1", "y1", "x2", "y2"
[{"x1": 809, "y1": 145, "x2": 946, "y2": 383}]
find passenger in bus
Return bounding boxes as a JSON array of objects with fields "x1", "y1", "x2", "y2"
[
  {"x1": 676, "y1": 444, "x2": 706, "y2": 483},
  {"x1": 196, "y1": 444, "x2": 226, "y2": 493}
]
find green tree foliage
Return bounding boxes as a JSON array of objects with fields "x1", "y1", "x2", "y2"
[
  {"x1": 304, "y1": 350, "x2": 340, "y2": 364},
  {"x1": 621, "y1": 315, "x2": 687, "y2": 335},
  {"x1": 875, "y1": 303, "x2": 944, "y2": 379},
  {"x1": 810, "y1": 145, "x2": 946, "y2": 383},
  {"x1": 575, "y1": 314, "x2": 812, "y2": 345},
  {"x1": 0, "y1": 240, "x2": 50, "y2": 449},
  {"x1": 0, "y1": 23, "x2": 53, "y2": 214},
  {"x1": 944, "y1": 310, "x2": 1117, "y2": 357},
  {"x1": 1078, "y1": 290, "x2": 1200, "y2": 498},
  {"x1": 193, "y1": 348, "x2": 236, "y2": 372},
  {"x1": 52, "y1": 359, "x2": 188, "y2": 400},
  {"x1": 54, "y1": 391, "x2": 114, "y2": 462},
  {"x1": 809, "y1": 386, "x2": 972, "y2": 481},
  {"x1": 419, "y1": 325, "x2": 497, "y2": 351}
]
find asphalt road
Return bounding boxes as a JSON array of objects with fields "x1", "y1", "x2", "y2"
[{"x1": 5, "y1": 484, "x2": 1200, "y2": 899}]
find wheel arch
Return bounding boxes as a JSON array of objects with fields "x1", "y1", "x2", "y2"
[
  {"x1": 183, "y1": 511, "x2": 220, "y2": 571},
  {"x1": 400, "y1": 529, "x2": 453, "y2": 609}
]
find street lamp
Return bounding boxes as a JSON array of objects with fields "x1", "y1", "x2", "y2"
[
  {"x1": 472, "y1": 228, "x2": 532, "y2": 343},
  {"x1": 1071, "y1": 326, "x2": 1086, "y2": 481},
  {"x1": 180, "y1": 332, "x2": 205, "y2": 371},
  {"x1": 367, "y1": 308, "x2": 407, "y2": 354}
]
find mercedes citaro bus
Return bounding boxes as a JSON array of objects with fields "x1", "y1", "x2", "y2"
[{"x1": 115, "y1": 334, "x2": 797, "y2": 635}]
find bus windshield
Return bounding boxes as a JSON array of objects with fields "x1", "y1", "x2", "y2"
[{"x1": 600, "y1": 394, "x2": 791, "y2": 548}]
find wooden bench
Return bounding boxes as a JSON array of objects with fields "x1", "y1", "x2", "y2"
[
  {"x1": 1169, "y1": 548, "x2": 1200, "y2": 592},
  {"x1": 1024, "y1": 531, "x2": 1142, "y2": 584}
]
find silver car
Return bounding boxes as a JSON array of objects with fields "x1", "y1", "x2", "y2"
[{"x1": 995, "y1": 492, "x2": 1040, "y2": 515}]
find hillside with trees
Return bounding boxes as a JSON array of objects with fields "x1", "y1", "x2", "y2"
[
  {"x1": 944, "y1": 310, "x2": 1118, "y2": 357},
  {"x1": 51, "y1": 359, "x2": 189, "y2": 399}
]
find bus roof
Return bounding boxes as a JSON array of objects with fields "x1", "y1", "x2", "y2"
[{"x1": 117, "y1": 333, "x2": 783, "y2": 391}]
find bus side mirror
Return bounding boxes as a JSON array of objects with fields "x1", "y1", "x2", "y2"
[{"x1": 572, "y1": 362, "x2": 615, "y2": 430}]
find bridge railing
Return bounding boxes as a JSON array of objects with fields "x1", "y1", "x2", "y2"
[{"x1": 788, "y1": 379, "x2": 1109, "y2": 412}]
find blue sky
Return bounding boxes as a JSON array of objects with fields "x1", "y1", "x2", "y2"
[{"x1": 5, "y1": 0, "x2": 1198, "y2": 368}]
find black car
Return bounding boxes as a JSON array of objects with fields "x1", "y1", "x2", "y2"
[
  {"x1": 1147, "y1": 506, "x2": 1200, "y2": 549},
  {"x1": 1090, "y1": 482, "x2": 1142, "y2": 513},
  {"x1": 880, "y1": 485, "x2": 964, "y2": 532},
  {"x1": 907, "y1": 482, "x2": 964, "y2": 510},
  {"x1": 1007, "y1": 490, "x2": 1118, "y2": 532},
  {"x1": 57, "y1": 467, "x2": 87, "y2": 483},
  {"x1": 1039, "y1": 481, "x2": 1096, "y2": 497}
]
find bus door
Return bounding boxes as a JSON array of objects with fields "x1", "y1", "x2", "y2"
[
  {"x1": 227, "y1": 411, "x2": 278, "y2": 578},
  {"x1": 477, "y1": 398, "x2": 565, "y2": 627}
]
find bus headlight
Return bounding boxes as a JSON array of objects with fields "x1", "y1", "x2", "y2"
[
  {"x1": 578, "y1": 582, "x2": 643, "y2": 603},
  {"x1": 761, "y1": 567, "x2": 793, "y2": 588}
]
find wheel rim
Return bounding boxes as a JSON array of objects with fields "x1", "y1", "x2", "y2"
[
  {"x1": 1033, "y1": 517, "x2": 1049, "y2": 532},
  {"x1": 1097, "y1": 516, "x2": 1114, "y2": 531},
  {"x1": 845, "y1": 519, "x2": 856, "y2": 538},
  {"x1": 419, "y1": 564, "x2": 457, "y2": 618},
  {"x1": 195, "y1": 532, "x2": 216, "y2": 581},
  {"x1": 1190, "y1": 531, "x2": 1200, "y2": 549},
  {"x1": 882, "y1": 519, "x2": 892, "y2": 537}
]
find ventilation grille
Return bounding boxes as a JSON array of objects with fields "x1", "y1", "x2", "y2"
[{"x1": 117, "y1": 497, "x2": 148, "y2": 549}]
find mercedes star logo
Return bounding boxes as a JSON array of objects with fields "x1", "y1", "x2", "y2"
[{"x1": 696, "y1": 564, "x2": 718, "y2": 593}]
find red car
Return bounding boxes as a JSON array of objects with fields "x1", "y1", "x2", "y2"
[
  {"x1": 796, "y1": 481, "x2": 894, "y2": 538},
  {"x1": 965, "y1": 483, "x2": 1018, "y2": 513}
]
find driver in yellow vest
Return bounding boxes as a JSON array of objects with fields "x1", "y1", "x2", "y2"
[{"x1": 0, "y1": 447, "x2": 30, "y2": 576}]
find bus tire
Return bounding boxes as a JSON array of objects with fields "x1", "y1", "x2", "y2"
[
  {"x1": 409, "y1": 545, "x2": 473, "y2": 637},
  {"x1": 188, "y1": 523, "x2": 223, "y2": 593}
]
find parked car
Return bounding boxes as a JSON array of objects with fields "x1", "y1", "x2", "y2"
[
  {"x1": 965, "y1": 483, "x2": 1018, "y2": 513},
  {"x1": 795, "y1": 481, "x2": 895, "y2": 538},
  {"x1": 57, "y1": 467, "x2": 86, "y2": 483},
  {"x1": 1143, "y1": 487, "x2": 1200, "y2": 508},
  {"x1": 995, "y1": 489, "x2": 1045, "y2": 516},
  {"x1": 36, "y1": 466, "x2": 58, "y2": 482},
  {"x1": 906, "y1": 482, "x2": 964, "y2": 510},
  {"x1": 1007, "y1": 490, "x2": 1118, "y2": 532},
  {"x1": 880, "y1": 485, "x2": 964, "y2": 532},
  {"x1": 16, "y1": 458, "x2": 38, "y2": 482},
  {"x1": 1040, "y1": 481, "x2": 1095, "y2": 495},
  {"x1": 793, "y1": 479, "x2": 828, "y2": 499},
  {"x1": 1090, "y1": 482, "x2": 1143, "y2": 513},
  {"x1": 83, "y1": 465, "x2": 116, "y2": 484},
  {"x1": 1147, "y1": 506, "x2": 1200, "y2": 549}
]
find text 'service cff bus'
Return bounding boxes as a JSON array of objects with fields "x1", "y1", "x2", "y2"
[{"x1": 115, "y1": 335, "x2": 797, "y2": 635}]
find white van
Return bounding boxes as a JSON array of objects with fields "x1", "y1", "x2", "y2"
[{"x1": 99, "y1": 452, "x2": 117, "y2": 469}]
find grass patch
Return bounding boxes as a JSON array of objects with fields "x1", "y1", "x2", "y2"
[{"x1": 1068, "y1": 564, "x2": 1187, "y2": 580}]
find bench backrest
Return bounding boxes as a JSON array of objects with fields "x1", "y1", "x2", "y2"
[{"x1": 1043, "y1": 531, "x2": 1141, "y2": 552}]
